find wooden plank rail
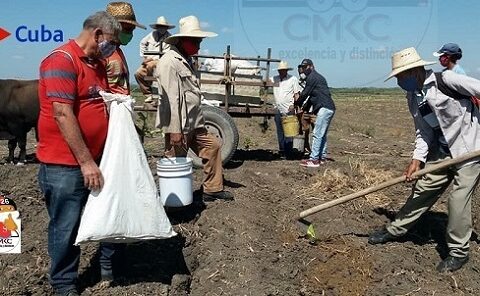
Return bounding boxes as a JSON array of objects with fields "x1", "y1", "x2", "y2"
[
  {"x1": 138, "y1": 45, "x2": 279, "y2": 117},
  {"x1": 194, "y1": 54, "x2": 281, "y2": 63},
  {"x1": 133, "y1": 104, "x2": 276, "y2": 117}
]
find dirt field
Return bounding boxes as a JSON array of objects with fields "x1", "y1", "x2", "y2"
[{"x1": 2, "y1": 89, "x2": 480, "y2": 295}]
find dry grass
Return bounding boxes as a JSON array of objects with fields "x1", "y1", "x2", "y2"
[{"x1": 298, "y1": 157, "x2": 395, "y2": 208}]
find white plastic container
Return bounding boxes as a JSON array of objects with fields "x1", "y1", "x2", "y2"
[
  {"x1": 293, "y1": 135, "x2": 305, "y2": 152},
  {"x1": 157, "y1": 157, "x2": 193, "y2": 207}
]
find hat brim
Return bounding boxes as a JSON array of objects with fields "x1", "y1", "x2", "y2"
[
  {"x1": 117, "y1": 19, "x2": 147, "y2": 30},
  {"x1": 432, "y1": 51, "x2": 445, "y2": 57},
  {"x1": 164, "y1": 30, "x2": 218, "y2": 44},
  {"x1": 118, "y1": 19, "x2": 146, "y2": 30},
  {"x1": 150, "y1": 24, "x2": 176, "y2": 29},
  {"x1": 385, "y1": 60, "x2": 436, "y2": 81},
  {"x1": 275, "y1": 67, "x2": 292, "y2": 71}
]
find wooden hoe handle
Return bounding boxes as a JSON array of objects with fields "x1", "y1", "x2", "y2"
[{"x1": 298, "y1": 150, "x2": 480, "y2": 219}]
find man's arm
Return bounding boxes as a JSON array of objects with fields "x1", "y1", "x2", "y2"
[
  {"x1": 295, "y1": 75, "x2": 317, "y2": 107},
  {"x1": 155, "y1": 59, "x2": 182, "y2": 136},
  {"x1": 41, "y1": 52, "x2": 103, "y2": 190},
  {"x1": 412, "y1": 127, "x2": 429, "y2": 163},
  {"x1": 443, "y1": 70, "x2": 480, "y2": 97},
  {"x1": 53, "y1": 102, "x2": 103, "y2": 190}
]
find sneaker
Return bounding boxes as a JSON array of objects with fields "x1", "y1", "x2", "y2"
[
  {"x1": 436, "y1": 256, "x2": 469, "y2": 273},
  {"x1": 300, "y1": 159, "x2": 321, "y2": 168},
  {"x1": 203, "y1": 190, "x2": 234, "y2": 202}
]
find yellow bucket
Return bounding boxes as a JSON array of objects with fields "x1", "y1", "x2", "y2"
[{"x1": 281, "y1": 115, "x2": 300, "y2": 137}]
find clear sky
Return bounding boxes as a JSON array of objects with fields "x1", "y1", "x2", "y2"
[{"x1": 1, "y1": 0, "x2": 479, "y2": 87}]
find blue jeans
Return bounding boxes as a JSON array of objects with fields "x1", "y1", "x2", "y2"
[
  {"x1": 38, "y1": 164, "x2": 117, "y2": 293},
  {"x1": 274, "y1": 111, "x2": 293, "y2": 155},
  {"x1": 310, "y1": 108, "x2": 335, "y2": 160}
]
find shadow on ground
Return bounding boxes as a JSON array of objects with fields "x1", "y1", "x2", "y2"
[
  {"x1": 372, "y1": 207, "x2": 479, "y2": 259},
  {"x1": 226, "y1": 149, "x2": 306, "y2": 169},
  {"x1": 78, "y1": 235, "x2": 190, "y2": 293},
  {"x1": 77, "y1": 194, "x2": 206, "y2": 292}
]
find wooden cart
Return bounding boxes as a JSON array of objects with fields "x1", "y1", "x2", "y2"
[{"x1": 135, "y1": 45, "x2": 282, "y2": 166}]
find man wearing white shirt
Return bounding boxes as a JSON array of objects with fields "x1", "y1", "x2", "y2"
[
  {"x1": 134, "y1": 16, "x2": 175, "y2": 103},
  {"x1": 369, "y1": 47, "x2": 480, "y2": 273},
  {"x1": 271, "y1": 61, "x2": 301, "y2": 158}
]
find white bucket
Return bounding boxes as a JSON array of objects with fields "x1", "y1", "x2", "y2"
[
  {"x1": 157, "y1": 157, "x2": 193, "y2": 207},
  {"x1": 293, "y1": 135, "x2": 305, "y2": 152}
]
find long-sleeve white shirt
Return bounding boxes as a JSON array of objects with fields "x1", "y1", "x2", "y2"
[
  {"x1": 271, "y1": 74, "x2": 301, "y2": 115},
  {"x1": 139, "y1": 31, "x2": 171, "y2": 60},
  {"x1": 407, "y1": 70, "x2": 480, "y2": 165}
]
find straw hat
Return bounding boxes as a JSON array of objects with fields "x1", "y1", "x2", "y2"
[
  {"x1": 106, "y1": 2, "x2": 146, "y2": 29},
  {"x1": 385, "y1": 47, "x2": 435, "y2": 81},
  {"x1": 150, "y1": 16, "x2": 176, "y2": 29},
  {"x1": 276, "y1": 61, "x2": 292, "y2": 71},
  {"x1": 164, "y1": 16, "x2": 217, "y2": 44}
]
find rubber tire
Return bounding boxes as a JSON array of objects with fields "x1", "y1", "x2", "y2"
[{"x1": 188, "y1": 105, "x2": 239, "y2": 168}]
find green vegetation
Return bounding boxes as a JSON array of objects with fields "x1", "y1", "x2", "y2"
[
  {"x1": 331, "y1": 87, "x2": 404, "y2": 101},
  {"x1": 136, "y1": 112, "x2": 162, "y2": 138}
]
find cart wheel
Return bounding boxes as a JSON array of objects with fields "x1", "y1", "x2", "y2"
[{"x1": 188, "y1": 105, "x2": 239, "y2": 168}]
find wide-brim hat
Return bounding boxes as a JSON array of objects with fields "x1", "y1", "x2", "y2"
[
  {"x1": 164, "y1": 15, "x2": 217, "y2": 44},
  {"x1": 150, "y1": 16, "x2": 176, "y2": 29},
  {"x1": 276, "y1": 61, "x2": 292, "y2": 71},
  {"x1": 385, "y1": 47, "x2": 435, "y2": 81},
  {"x1": 106, "y1": 2, "x2": 146, "y2": 29}
]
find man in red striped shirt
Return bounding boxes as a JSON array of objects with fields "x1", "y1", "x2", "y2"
[{"x1": 37, "y1": 11, "x2": 121, "y2": 296}]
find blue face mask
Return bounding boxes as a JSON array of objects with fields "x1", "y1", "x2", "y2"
[
  {"x1": 397, "y1": 75, "x2": 418, "y2": 92},
  {"x1": 98, "y1": 40, "x2": 116, "y2": 59}
]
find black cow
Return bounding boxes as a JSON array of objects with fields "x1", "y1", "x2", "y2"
[{"x1": 0, "y1": 79, "x2": 39, "y2": 165}]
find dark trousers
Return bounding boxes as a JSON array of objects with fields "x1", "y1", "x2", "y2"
[
  {"x1": 38, "y1": 164, "x2": 117, "y2": 293},
  {"x1": 274, "y1": 111, "x2": 293, "y2": 155}
]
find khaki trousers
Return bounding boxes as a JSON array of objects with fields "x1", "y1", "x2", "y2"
[
  {"x1": 134, "y1": 60, "x2": 157, "y2": 95},
  {"x1": 387, "y1": 151, "x2": 480, "y2": 257},
  {"x1": 165, "y1": 128, "x2": 223, "y2": 193}
]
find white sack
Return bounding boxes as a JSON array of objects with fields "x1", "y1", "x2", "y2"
[
  {"x1": 75, "y1": 92, "x2": 176, "y2": 244},
  {"x1": 203, "y1": 55, "x2": 261, "y2": 75}
]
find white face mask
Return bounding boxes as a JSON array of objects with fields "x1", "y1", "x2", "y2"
[{"x1": 300, "y1": 73, "x2": 307, "y2": 80}]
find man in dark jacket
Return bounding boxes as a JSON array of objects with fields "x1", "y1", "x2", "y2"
[{"x1": 295, "y1": 59, "x2": 335, "y2": 167}]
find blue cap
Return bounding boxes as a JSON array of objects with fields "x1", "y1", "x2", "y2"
[{"x1": 433, "y1": 43, "x2": 462, "y2": 58}]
